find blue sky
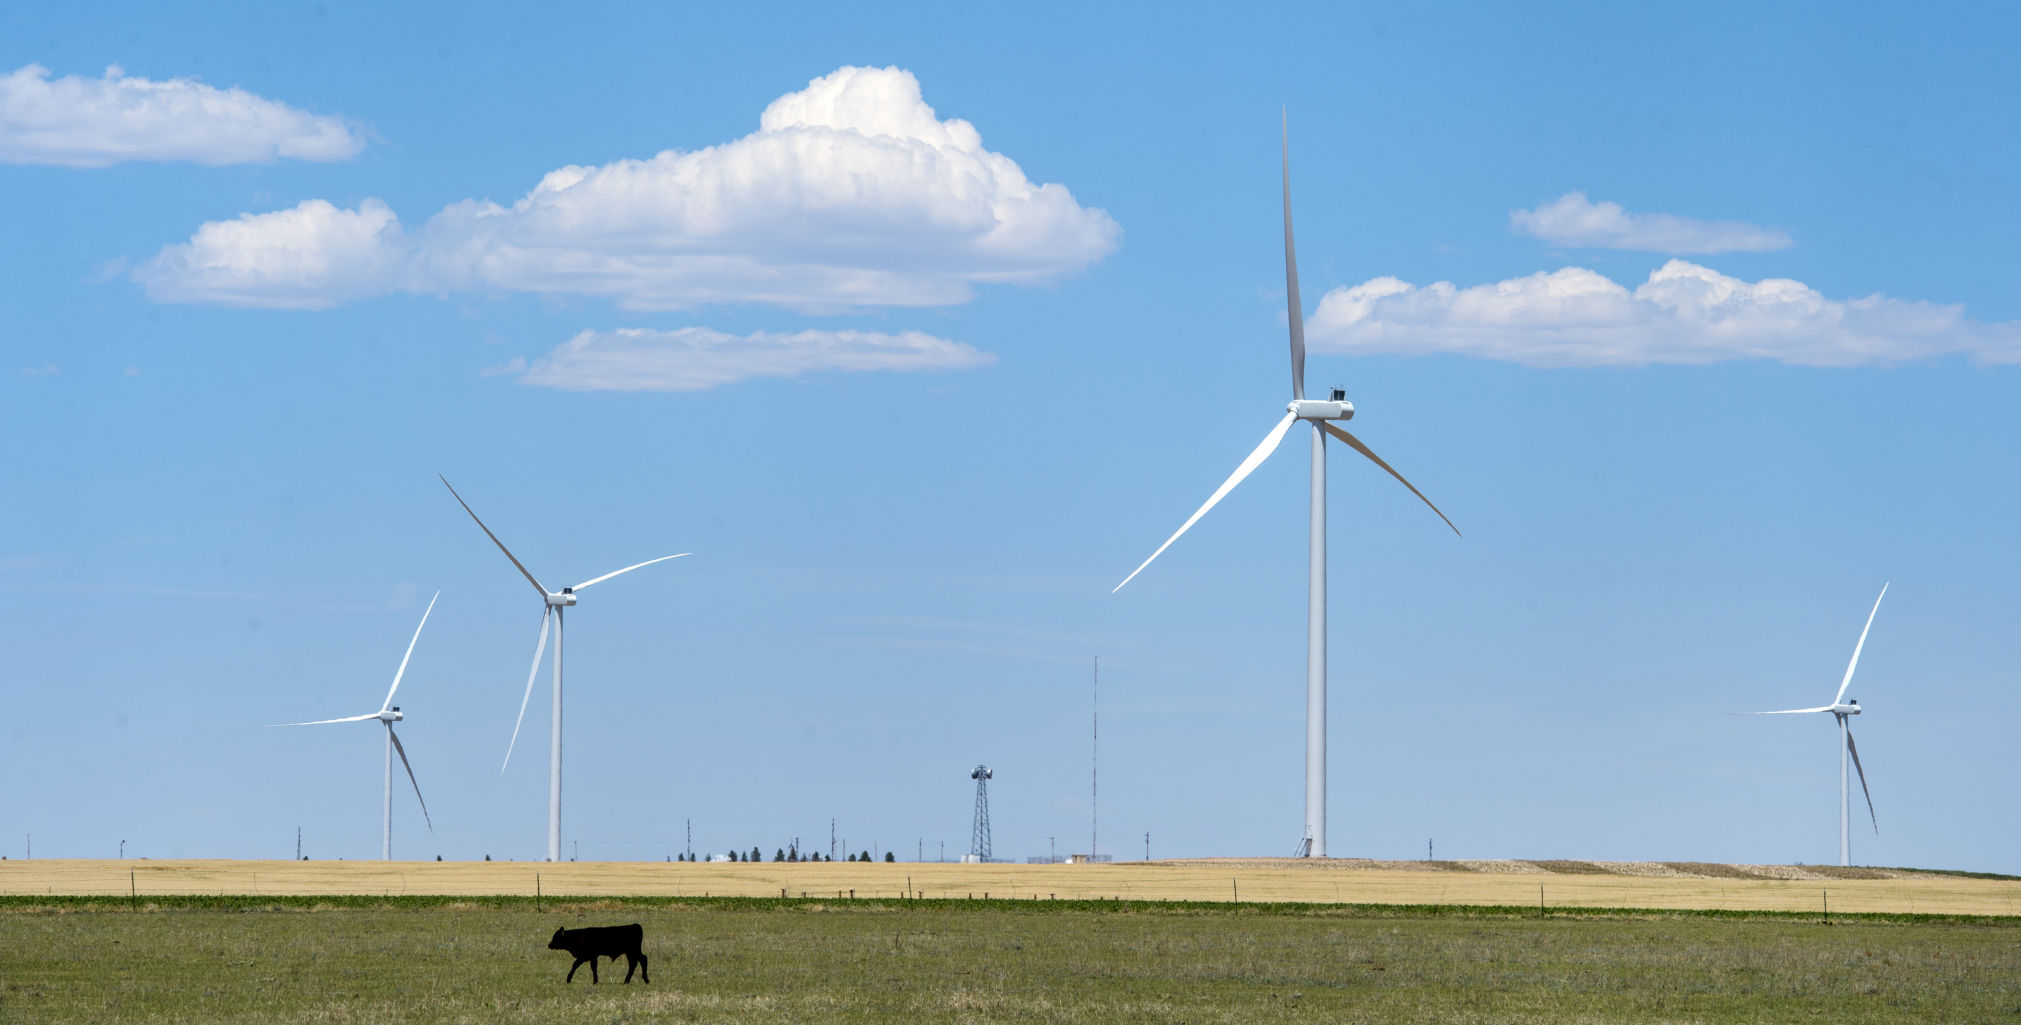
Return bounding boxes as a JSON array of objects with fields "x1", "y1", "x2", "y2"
[{"x1": 3, "y1": 0, "x2": 2017, "y2": 870}]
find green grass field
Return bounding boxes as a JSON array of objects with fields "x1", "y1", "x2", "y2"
[{"x1": 3, "y1": 898, "x2": 2017, "y2": 1024}]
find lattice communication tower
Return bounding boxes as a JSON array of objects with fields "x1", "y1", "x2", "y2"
[{"x1": 969, "y1": 765, "x2": 993, "y2": 860}]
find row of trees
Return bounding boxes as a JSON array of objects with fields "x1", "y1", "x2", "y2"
[{"x1": 672, "y1": 847, "x2": 898, "y2": 863}]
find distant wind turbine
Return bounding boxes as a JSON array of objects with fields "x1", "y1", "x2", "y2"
[
  {"x1": 1112, "y1": 114, "x2": 1460, "y2": 858},
  {"x1": 268, "y1": 592, "x2": 438, "y2": 861},
  {"x1": 1740, "y1": 583, "x2": 1887, "y2": 867},
  {"x1": 440, "y1": 476, "x2": 688, "y2": 863}
]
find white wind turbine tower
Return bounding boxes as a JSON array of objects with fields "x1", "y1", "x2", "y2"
[
  {"x1": 1113, "y1": 115, "x2": 1460, "y2": 858},
  {"x1": 440, "y1": 476, "x2": 688, "y2": 863},
  {"x1": 1741, "y1": 584, "x2": 1887, "y2": 867},
  {"x1": 268, "y1": 592, "x2": 438, "y2": 860}
]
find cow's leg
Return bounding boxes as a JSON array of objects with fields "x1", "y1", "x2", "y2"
[
  {"x1": 566, "y1": 958, "x2": 584, "y2": 983},
  {"x1": 589, "y1": 956, "x2": 599, "y2": 984},
  {"x1": 622, "y1": 953, "x2": 636, "y2": 983},
  {"x1": 639, "y1": 952, "x2": 649, "y2": 984}
]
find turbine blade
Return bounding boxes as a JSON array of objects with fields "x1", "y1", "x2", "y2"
[
  {"x1": 571, "y1": 553, "x2": 690, "y2": 592},
  {"x1": 381, "y1": 591, "x2": 439, "y2": 712},
  {"x1": 1732, "y1": 706, "x2": 1836, "y2": 715},
  {"x1": 387, "y1": 724, "x2": 433, "y2": 832},
  {"x1": 1282, "y1": 109, "x2": 1305, "y2": 401},
  {"x1": 265, "y1": 713, "x2": 381, "y2": 727},
  {"x1": 501, "y1": 608, "x2": 551, "y2": 774},
  {"x1": 440, "y1": 476, "x2": 549, "y2": 599},
  {"x1": 1114, "y1": 411, "x2": 1299, "y2": 593},
  {"x1": 1832, "y1": 583, "x2": 1888, "y2": 706},
  {"x1": 1319, "y1": 423, "x2": 1462, "y2": 537},
  {"x1": 1846, "y1": 726, "x2": 1878, "y2": 834}
]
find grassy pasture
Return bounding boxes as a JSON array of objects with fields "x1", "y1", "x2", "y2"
[
  {"x1": 2, "y1": 897, "x2": 2017, "y2": 1024},
  {"x1": 7, "y1": 858, "x2": 2020, "y2": 916}
]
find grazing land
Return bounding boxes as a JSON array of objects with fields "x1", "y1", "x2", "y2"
[{"x1": 2, "y1": 895, "x2": 2017, "y2": 1024}]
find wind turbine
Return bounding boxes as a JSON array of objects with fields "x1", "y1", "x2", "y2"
[
  {"x1": 1113, "y1": 115, "x2": 1460, "y2": 858},
  {"x1": 268, "y1": 592, "x2": 438, "y2": 861},
  {"x1": 440, "y1": 475, "x2": 688, "y2": 863},
  {"x1": 1741, "y1": 583, "x2": 1887, "y2": 867}
]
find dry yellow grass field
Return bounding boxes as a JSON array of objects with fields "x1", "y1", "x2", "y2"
[{"x1": 7, "y1": 857, "x2": 2016, "y2": 915}]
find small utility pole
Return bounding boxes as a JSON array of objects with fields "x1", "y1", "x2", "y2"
[
  {"x1": 917, "y1": 838, "x2": 922, "y2": 862},
  {"x1": 297, "y1": 827, "x2": 302, "y2": 861},
  {"x1": 1092, "y1": 655, "x2": 1099, "y2": 862},
  {"x1": 939, "y1": 840, "x2": 944, "y2": 863},
  {"x1": 1049, "y1": 836, "x2": 1056, "y2": 864},
  {"x1": 831, "y1": 819, "x2": 836, "y2": 861},
  {"x1": 1145, "y1": 831, "x2": 1150, "y2": 861},
  {"x1": 1428, "y1": 838, "x2": 1433, "y2": 862},
  {"x1": 686, "y1": 818, "x2": 691, "y2": 860},
  {"x1": 120, "y1": 839, "x2": 126, "y2": 860}
]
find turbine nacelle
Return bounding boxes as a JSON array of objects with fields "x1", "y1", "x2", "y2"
[
  {"x1": 1289, "y1": 395, "x2": 1354, "y2": 422},
  {"x1": 1835, "y1": 699, "x2": 1860, "y2": 716},
  {"x1": 378, "y1": 707, "x2": 403, "y2": 723},
  {"x1": 546, "y1": 589, "x2": 579, "y2": 608}
]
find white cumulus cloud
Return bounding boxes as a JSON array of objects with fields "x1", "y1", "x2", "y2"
[
  {"x1": 135, "y1": 199, "x2": 410, "y2": 309},
  {"x1": 1511, "y1": 192, "x2": 1791, "y2": 254},
  {"x1": 139, "y1": 66, "x2": 1118, "y2": 310},
  {"x1": 1307, "y1": 260, "x2": 2021, "y2": 367},
  {"x1": 0, "y1": 64, "x2": 362, "y2": 167},
  {"x1": 511, "y1": 327, "x2": 993, "y2": 391}
]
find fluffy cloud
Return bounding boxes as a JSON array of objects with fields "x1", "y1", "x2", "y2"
[
  {"x1": 0, "y1": 64, "x2": 362, "y2": 167},
  {"x1": 139, "y1": 66, "x2": 1118, "y2": 310},
  {"x1": 134, "y1": 199, "x2": 409, "y2": 309},
  {"x1": 1511, "y1": 193, "x2": 1791, "y2": 254},
  {"x1": 1307, "y1": 260, "x2": 2021, "y2": 367},
  {"x1": 509, "y1": 326, "x2": 993, "y2": 391}
]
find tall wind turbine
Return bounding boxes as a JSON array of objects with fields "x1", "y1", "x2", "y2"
[
  {"x1": 1113, "y1": 115, "x2": 1460, "y2": 858},
  {"x1": 1741, "y1": 583, "x2": 1887, "y2": 867},
  {"x1": 268, "y1": 592, "x2": 438, "y2": 860},
  {"x1": 440, "y1": 476, "x2": 688, "y2": 863}
]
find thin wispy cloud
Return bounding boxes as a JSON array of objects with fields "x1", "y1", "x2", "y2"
[
  {"x1": 138, "y1": 65, "x2": 1119, "y2": 311},
  {"x1": 508, "y1": 326, "x2": 993, "y2": 391},
  {"x1": 44, "y1": 581, "x2": 274, "y2": 601},
  {"x1": 0, "y1": 64, "x2": 362, "y2": 167},
  {"x1": 1511, "y1": 192, "x2": 1791, "y2": 254},
  {"x1": 1307, "y1": 260, "x2": 2021, "y2": 367},
  {"x1": 819, "y1": 633, "x2": 1103, "y2": 668}
]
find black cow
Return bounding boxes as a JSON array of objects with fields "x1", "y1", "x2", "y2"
[{"x1": 548, "y1": 923, "x2": 649, "y2": 984}]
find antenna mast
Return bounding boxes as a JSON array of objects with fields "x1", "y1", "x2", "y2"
[{"x1": 1092, "y1": 655, "x2": 1099, "y2": 860}]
